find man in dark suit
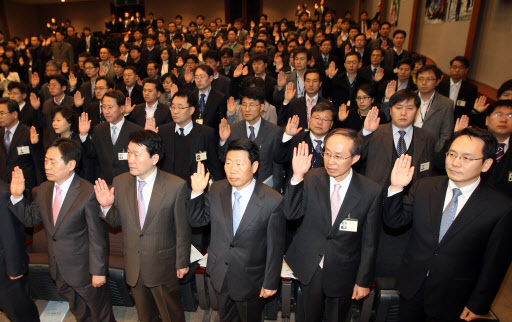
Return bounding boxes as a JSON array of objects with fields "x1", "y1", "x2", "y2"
[
  {"x1": 203, "y1": 50, "x2": 232, "y2": 98},
  {"x1": 121, "y1": 66, "x2": 145, "y2": 105},
  {"x1": 193, "y1": 65, "x2": 227, "y2": 135},
  {"x1": 0, "y1": 179, "x2": 39, "y2": 322},
  {"x1": 284, "y1": 129, "x2": 382, "y2": 321},
  {"x1": 9, "y1": 139, "x2": 115, "y2": 321},
  {"x1": 78, "y1": 76, "x2": 113, "y2": 135},
  {"x1": 188, "y1": 138, "x2": 285, "y2": 322},
  {"x1": 126, "y1": 79, "x2": 171, "y2": 128},
  {"x1": 382, "y1": 30, "x2": 411, "y2": 73},
  {"x1": 170, "y1": 34, "x2": 189, "y2": 68},
  {"x1": 383, "y1": 128, "x2": 512, "y2": 321},
  {"x1": 221, "y1": 28, "x2": 245, "y2": 65},
  {"x1": 51, "y1": 31, "x2": 74, "y2": 71},
  {"x1": 94, "y1": 130, "x2": 191, "y2": 322},
  {"x1": 79, "y1": 57, "x2": 100, "y2": 108},
  {"x1": 235, "y1": 54, "x2": 277, "y2": 107},
  {"x1": 483, "y1": 100, "x2": 512, "y2": 197},
  {"x1": 79, "y1": 90, "x2": 143, "y2": 185},
  {"x1": 279, "y1": 69, "x2": 330, "y2": 128},
  {"x1": 220, "y1": 87, "x2": 283, "y2": 191},
  {"x1": 218, "y1": 48, "x2": 236, "y2": 80},
  {"x1": 436, "y1": 56, "x2": 478, "y2": 122},
  {"x1": 7, "y1": 81, "x2": 36, "y2": 129},
  {"x1": 77, "y1": 27, "x2": 99, "y2": 57},
  {"x1": 0, "y1": 98, "x2": 42, "y2": 193},
  {"x1": 127, "y1": 46, "x2": 148, "y2": 80},
  {"x1": 358, "y1": 48, "x2": 393, "y2": 88},
  {"x1": 141, "y1": 34, "x2": 161, "y2": 63},
  {"x1": 315, "y1": 39, "x2": 340, "y2": 75}
]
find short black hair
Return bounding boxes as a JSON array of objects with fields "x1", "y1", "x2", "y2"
[
  {"x1": 486, "y1": 100, "x2": 512, "y2": 116},
  {"x1": 95, "y1": 76, "x2": 114, "y2": 89},
  {"x1": 345, "y1": 51, "x2": 361, "y2": 62},
  {"x1": 161, "y1": 72, "x2": 178, "y2": 86},
  {"x1": 130, "y1": 45, "x2": 142, "y2": 53},
  {"x1": 173, "y1": 33, "x2": 184, "y2": 41},
  {"x1": 449, "y1": 127, "x2": 498, "y2": 161},
  {"x1": 185, "y1": 54, "x2": 199, "y2": 64},
  {"x1": 304, "y1": 68, "x2": 323, "y2": 83},
  {"x1": 124, "y1": 65, "x2": 137, "y2": 75},
  {"x1": 397, "y1": 58, "x2": 413, "y2": 69},
  {"x1": 197, "y1": 14, "x2": 205, "y2": 20},
  {"x1": 145, "y1": 34, "x2": 156, "y2": 41},
  {"x1": 251, "y1": 53, "x2": 268, "y2": 64},
  {"x1": 381, "y1": 21, "x2": 392, "y2": 28},
  {"x1": 189, "y1": 21, "x2": 198, "y2": 27},
  {"x1": 113, "y1": 59, "x2": 126, "y2": 68},
  {"x1": 49, "y1": 138, "x2": 82, "y2": 166},
  {"x1": 311, "y1": 101, "x2": 334, "y2": 118},
  {"x1": 412, "y1": 55, "x2": 427, "y2": 67},
  {"x1": 48, "y1": 75, "x2": 68, "y2": 88},
  {"x1": 0, "y1": 98, "x2": 19, "y2": 114},
  {"x1": 393, "y1": 29, "x2": 406, "y2": 38},
  {"x1": 417, "y1": 64, "x2": 442, "y2": 80},
  {"x1": 143, "y1": 78, "x2": 163, "y2": 92},
  {"x1": 348, "y1": 25, "x2": 360, "y2": 33},
  {"x1": 372, "y1": 47, "x2": 386, "y2": 57},
  {"x1": 84, "y1": 57, "x2": 99, "y2": 68},
  {"x1": 203, "y1": 50, "x2": 220, "y2": 62},
  {"x1": 497, "y1": 80, "x2": 512, "y2": 98},
  {"x1": 172, "y1": 89, "x2": 198, "y2": 108},
  {"x1": 102, "y1": 90, "x2": 126, "y2": 107},
  {"x1": 7, "y1": 81, "x2": 28, "y2": 94},
  {"x1": 52, "y1": 106, "x2": 78, "y2": 132},
  {"x1": 450, "y1": 56, "x2": 470, "y2": 68},
  {"x1": 325, "y1": 128, "x2": 362, "y2": 156},
  {"x1": 294, "y1": 46, "x2": 311, "y2": 60},
  {"x1": 195, "y1": 64, "x2": 213, "y2": 76},
  {"x1": 241, "y1": 87, "x2": 265, "y2": 104},
  {"x1": 175, "y1": 15, "x2": 182, "y2": 20},
  {"x1": 220, "y1": 47, "x2": 234, "y2": 57},
  {"x1": 129, "y1": 130, "x2": 164, "y2": 159},
  {"x1": 357, "y1": 83, "x2": 376, "y2": 98},
  {"x1": 226, "y1": 139, "x2": 259, "y2": 164},
  {"x1": 389, "y1": 89, "x2": 421, "y2": 109}
]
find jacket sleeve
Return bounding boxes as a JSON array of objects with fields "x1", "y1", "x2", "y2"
[
  {"x1": 174, "y1": 181, "x2": 192, "y2": 269},
  {"x1": 263, "y1": 196, "x2": 286, "y2": 290},
  {"x1": 0, "y1": 192, "x2": 27, "y2": 278},
  {"x1": 85, "y1": 191, "x2": 109, "y2": 276}
]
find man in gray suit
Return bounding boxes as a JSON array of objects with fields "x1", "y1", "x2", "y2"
[
  {"x1": 94, "y1": 130, "x2": 191, "y2": 322},
  {"x1": 188, "y1": 139, "x2": 285, "y2": 322},
  {"x1": 273, "y1": 47, "x2": 310, "y2": 105},
  {"x1": 219, "y1": 87, "x2": 283, "y2": 191},
  {"x1": 50, "y1": 31, "x2": 74, "y2": 70},
  {"x1": 9, "y1": 139, "x2": 115, "y2": 322}
]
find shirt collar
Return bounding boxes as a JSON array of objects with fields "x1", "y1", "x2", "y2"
[
  {"x1": 391, "y1": 124, "x2": 413, "y2": 137},
  {"x1": 55, "y1": 172, "x2": 75, "y2": 193},
  {"x1": 6, "y1": 120, "x2": 20, "y2": 133},
  {"x1": 54, "y1": 95, "x2": 66, "y2": 105},
  {"x1": 246, "y1": 117, "x2": 262, "y2": 133},
  {"x1": 145, "y1": 101, "x2": 158, "y2": 111},
  {"x1": 19, "y1": 101, "x2": 26, "y2": 111},
  {"x1": 448, "y1": 176, "x2": 480, "y2": 198},
  {"x1": 137, "y1": 167, "x2": 158, "y2": 186},
  {"x1": 419, "y1": 91, "x2": 435, "y2": 105},
  {"x1": 110, "y1": 116, "x2": 125, "y2": 128},
  {"x1": 309, "y1": 131, "x2": 326, "y2": 142},
  {"x1": 231, "y1": 178, "x2": 257, "y2": 200},
  {"x1": 450, "y1": 78, "x2": 462, "y2": 87},
  {"x1": 175, "y1": 119, "x2": 194, "y2": 135},
  {"x1": 329, "y1": 168, "x2": 353, "y2": 186}
]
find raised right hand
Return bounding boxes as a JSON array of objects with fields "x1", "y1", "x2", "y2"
[
  {"x1": 363, "y1": 106, "x2": 380, "y2": 132},
  {"x1": 30, "y1": 126, "x2": 39, "y2": 144},
  {"x1": 11, "y1": 167, "x2": 25, "y2": 199},
  {"x1": 473, "y1": 96, "x2": 489, "y2": 113},
  {"x1": 389, "y1": 154, "x2": 414, "y2": 192},
  {"x1": 31, "y1": 72, "x2": 40, "y2": 88},
  {"x1": 74, "y1": 91, "x2": 85, "y2": 107},
  {"x1": 283, "y1": 82, "x2": 296, "y2": 105},
  {"x1": 227, "y1": 96, "x2": 236, "y2": 112},
  {"x1": 219, "y1": 118, "x2": 231, "y2": 142},
  {"x1": 285, "y1": 115, "x2": 302, "y2": 136},
  {"x1": 190, "y1": 162, "x2": 210, "y2": 195},
  {"x1": 292, "y1": 142, "x2": 312, "y2": 182},
  {"x1": 374, "y1": 68, "x2": 384, "y2": 82},
  {"x1": 94, "y1": 179, "x2": 115, "y2": 208},
  {"x1": 277, "y1": 70, "x2": 286, "y2": 88},
  {"x1": 233, "y1": 64, "x2": 243, "y2": 78},
  {"x1": 454, "y1": 115, "x2": 469, "y2": 132},
  {"x1": 144, "y1": 117, "x2": 159, "y2": 133},
  {"x1": 78, "y1": 112, "x2": 91, "y2": 136},
  {"x1": 30, "y1": 92, "x2": 41, "y2": 110},
  {"x1": 338, "y1": 104, "x2": 350, "y2": 121},
  {"x1": 123, "y1": 97, "x2": 136, "y2": 114},
  {"x1": 385, "y1": 80, "x2": 396, "y2": 100}
]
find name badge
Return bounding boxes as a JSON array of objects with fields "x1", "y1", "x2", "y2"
[
  {"x1": 196, "y1": 151, "x2": 207, "y2": 162},
  {"x1": 346, "y1": 101, "x2": 351, "y2": 107},
  {"x1": 17, "y1": 146, "x2": 30, "y2": 155},
  {"x1": 340, "y1": 218, "x2": 358, "y2": 232},
  {"x1": 508, "y1": 172, "x2": 512, "y2": 182},
  {"x1": 196, "y1": 118, "x2": 203, "y2": 125},
  {"x1": 393, "y1": 68, "x2": 399, "y2": 74},
  {"x1": 420, "y1": 161, "x2": 430, "y2": 172},
  {"x1": 456, "y1": 100, "x2": 466, "y2": 107},
  {"x1": 118, "y1": 152, "x2": 128, "y2": 160}
]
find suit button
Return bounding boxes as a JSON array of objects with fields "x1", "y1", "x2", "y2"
[
  {"x1": 225, "y1": 262, "x2": 228, "y2": 265},
  {"x1": 434, "y1": 251, "x2": 438, "y2": 255},
  {"x1": 230, "y1": 244, "x2": 234, "y2": 248},
  {"x1": 318, "y1": 254, "x2": 322, "y2": 257},
  {"x1": 327, "y1": 237, "x2": 332, "y2": 240},
  {"x1": 140, "y1": 234, "x2": 143, "y2": 237},
  {"x1": 52, "y1": 238, "x2": 56, "y2": 242}
]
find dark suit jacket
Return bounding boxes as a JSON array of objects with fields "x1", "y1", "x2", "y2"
[
  {"x1": 239, "y1": 75, "x2": 277, "y2": 107},
  {"x1": 278, "y1": 96, "x2": 331, "y2": 127},
  {"x1": 122, "y1": 85, "x2": 145, "y2": 105},
  {"x1": 18, "y1": 103, "x2": 36, "y2": 129},
  {"x1": 0, "y1": 181, "x2": 27, "y2": 280},
  {"x1": 77, "y1": 36, "x2": 99, "y2": 57},
  {"x1": 83, "y1": 101, "x2": 105, "y2": 135},
  {"x1": 212, "y1": 74, "x2": 232, "y2": 98},
  {"x1": 82, "y1": 119, "x2": 143, "y2": 184},
  {"x1": 221, "y1": 119, "x2": 283, "y2": 191},
  {"x1": 326, "y1": 72, "x2": 370, "y2": 109},
  {"x1": 360, "y1": 123, "x2": 436, "y2": 188},
  {"x1": 436, "y1": 78, "x2": 478, "y2": 121},
  {"x1": 383, "y1": 48, "x2": 412, "y2": 71},
  {"x1": 0, "y1": 124, "x2": 42, "y2": 190},
  {"x1": 158, "y1": 122, "x2": 225, "y2": 183},
  {"x1": 358, "y1": 65, "x2": 393, "y2": 88},
  {"x1": 103, "y1": 169, "x2": 191, "y2": 287},
  {"x1": 193, "y1": 88, "x2": 227, "y2": 134},
  {"x1": 187, "y1": 180, "x2": 285, "y2": 300},
  {"x1": 284, "y1": 168, "x2": 382, "y2": 297},
  {"x1": 483, "y1": 142, "x2": 512, "y2": 197},
  {"x1": 141, "y1": 46, "x2": 161, "y2": 63},
  {"x1": 9, "y1": 175, "x2": 109, "y2": 288},
  {"x1": 127, "y1": 102, "x2": 172, "y2": 128},
  {"x1": 80, "y1": 80, "x2": 96, "y2": 108},
  {"x1": 383, "y1": 177, "x2": 512, "y2": 319},
  {"x1": 170, "y1": 48, "x2": 189, "y2": 68}
]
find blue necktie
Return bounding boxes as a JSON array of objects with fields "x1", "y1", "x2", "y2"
[
  {"x1": 111, "y1": 125, "x2": 118, "y2": 145},
  {"x1": 4, "y1": 130, "x2": 11, "y2": 152},
  {"x1": 439, "y1": 188, "x2": 462, "y2": 242},
  {"x1": 232, "y1": 191, "x2": 242, "y2": 236},
  {"x1": 397, "y1": 130, "x2": 406, "y2": 156},
  {"x1": 249, "y1": 126, "x2": 255, "y2": 141},
  {"x1": 199, "y1": 93, "x2": 206, "y2": 117},
  {"x1": 314, "y1": 139, "x2": 323, "y2": 153}
]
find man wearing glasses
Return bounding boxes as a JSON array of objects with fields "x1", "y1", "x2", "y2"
[
  {"x1": 284, "y1": 128, "x2": 382, "y2": 321},
  {"x1": 383, "y1": 127, "x2": 512, "y2": 321}
]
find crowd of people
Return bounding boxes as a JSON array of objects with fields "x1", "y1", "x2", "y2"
[{"x1": 0, "y1": 2, "x2": 511, "y2": 322}]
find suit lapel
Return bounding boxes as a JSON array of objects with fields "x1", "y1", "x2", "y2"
[
  {"x1": 430, "y1": 178, "x2": 448, "y2": 246},
  {"x1": 125, "y1": 175, "x2": 140, "y2": 230},
  {"x1": 315, "y1": 170, "x2": 332, "y2": 231},
  {"x1": 7, "y1": 124, "x2": 25, "y2": 156},
  {"x1": 221, "y1": 182, "x2": 234, "y2": 237},
  {"x1": 42, "y1": 183, "x2": 55, "y2": 233},
  {"x1": 53, "y1": 176, "x2": 81, "y2": 234},
  {"x1": 102, "y1": 123, "x2": 114, "y2": 151},
  {"x1": 411, "y1": 127, "x2": 426, "y2": 174},
  {"x1": 329, "y1": 173, "x2": 361, "y2": 235},
  {"x1": 424, "y1": 93, "x2": 441, "y2": 121},
  {"x1": 233, "y1": 182, "x2": 264, "y2": 240},
  {"x1": 142, "y1": 169, "x2": 165, "y2": 231},
  {"x1": 379, "y1": 124, "x2": 393, "y2": 163}
]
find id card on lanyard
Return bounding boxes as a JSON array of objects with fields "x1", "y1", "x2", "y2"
[{"x1": 419, "y1": 93, "x2": 435, "y2": 124}]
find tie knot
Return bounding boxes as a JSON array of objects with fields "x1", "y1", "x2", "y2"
[
  {"x1": 179, "y1": 128, "x2": 185, "y2": 136},
  {"x1": 200, "y1": 93, "x2": 206, "y2": 99},
  {"x1": 138, "y1": 180, "x2": 146, "y2": 191},
  {"x1": 398, "y1": 130, "x2": 406, "y2": 138},
  {"x1": 249, "y1": 125, "x2": 254, "y2": 131},
  {"x1": 234, "y1": 191, "x2": 242, "y2": 201},
  {"x1": 5, "y1": 129, "x2": 10, "y2": 135},
  {"x1": 55, "y1": 185, "x2": 62, "y2": 194},
  {"x1": 498, "y1": 143, "x2": 505, "y2": 150},
  {"x1": 333, "y1": 183, "x2": 341, "y2": 192},
  {"x1": 452, "y1": 188, "x2": 462, "y2": 198},
  {"x1": 309, "y1": 98, "x2": 314, "y2": 104},
  {"x1": 112, "y1": 125, "x2": 117, "y2": 131}
]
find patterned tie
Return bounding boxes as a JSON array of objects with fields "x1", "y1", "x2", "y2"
[
  {"x1": 439, "y1": 188, "x2": 462, "y2": 242},
  {"x1": 372, "y1": 68, "x2": 377, "y2": 76},
  {"x1": 52, "y1": 186, "x2": 62, "y2": 225},
  {"x1": 331, "y1": 183, "x2": 342, "y2": 225},
  {"x1": 138, "y1": 180, "x2": 147, "y2": 229},
  {"x1": 314, "y1": 139, "x2": 323, "y2": 153},
  {"x1": 307, "y1": 98, "x2": 314, "y2": 122},
  {"x1": 324, "y1": 56, "x2": 328, "y2": 65},
  {"x1": 199, "y1": 94, "x2": 206, "y2": 117},
  {"x1": 248, "y1": 126, "x2": 255, "y2": 141},
  {"x1": 179, "y1": 128, "x2": 185, "y2": 136},
  {"x1": 496, "y1": 143, "x2": 505, "y2": 163},
  {"x1": 232, "y1": 191, "x2": 242, "y2": 235},
  {"x1": 4, "y1": 129, "x2": 11, "y2": 152},
  {"x1": 111, "y1": 125, "x2": 118, "y2": 145},
  {"x1": 397, "y1": 130, "x2": 407, "y2": 157}
]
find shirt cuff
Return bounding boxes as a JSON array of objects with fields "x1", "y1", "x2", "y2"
[
  {"x1": 290, "y1": 179, "x2": 303, "y2": 185},
  {"x1": 191, "y1": 192, "x2": 204, "y2": 199},
  {"x1": 387, "y1": 187, "x2": 403, "y2": 197},
  {"x1": 101, "y1": 206, "x2": 112, "y2": 217},
  {"x1": 79, "y1": 134, "x2": 88, "y2": 142},
  {"x1": 282, "y1": 133, "x2": 293, "y2": 142},
  {"x1": 220, "y1": 141, "x2": 225, "y2": 146},
  {"x1": 362, "y1": 129, "x2": 372, "y2": 136},
  {"x1": 10, "y1": 195, "x2": 23, "y2": 205}
]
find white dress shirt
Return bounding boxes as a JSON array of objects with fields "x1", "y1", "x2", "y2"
[
  {"x1": 414, "y1": 92, "x2": 435, "y2": 128},
  {"x1": 175, "y1": 120, "x2": 194, "y2": 136},
  {"x1": 449, "y1": 78, "x2": 462, "y2": 108},
  {"x1": 392, "y1": 124, "x2": 414, "y2": 151},
  {"x1": 443, "y1": 178, "x2": 480, "y2": 220},
  {"x1": 231, "y1": 178, "x2": 257, "y2": 219},
  {"x1": 246, "y1": 117, "x2": 262, "y2": 138},
  {"x1": 136, "y1": 167, "x2": 158, "y2": 214},
  {"x1": 145, "y1": 101, "x2": 158, "y2": 118}
]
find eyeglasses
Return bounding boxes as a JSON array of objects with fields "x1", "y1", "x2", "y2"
[
  {"x1": 0, "y1": 111, "x2": 12, "y2": 117},
  {"x1": 445, "y1": 151, "x2": 484, "y2": 164},
  {"x1": 450, "y1": 65, "x2": 466, "y2": 70},
  {"x1": 417, "y1": 77, "x2": 437, "y2": 83},
  {"x1": 241, "y1": 103, "x2": 260, "y2": 110},
  {"x1": 194, "y1": 74, "x2": 209, "y2": 80},
  {"x1": 101, "y1": 105, "x2": 118, "y2": 111},
  {"x1": 345, "y1": 61, "x2": 358, "y2": 65},
  {"x1": 48, "y1": 83, "x2": 61, "y2": 88},
  {"x1": 311, "y1": 115, "x2": 332, "y2": 123},
  {"x1": 321, "y1": 152, "x2": 352, "y2": 162},
  {"x1": 84, "y1": 66, "x2": 97, "y2": 70},
  {"x1": 490, "y1": 113, "x2": 512, "y2": 119},
  {"x1": 95, "y1": 86, "x2": 108, "y2": 91},
  {"x1": 170, "y1": 105, "x2": 190, "y2": 111},
  {"x1": 356, "y1": 96, "x2": 371, "y2": 101}
]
